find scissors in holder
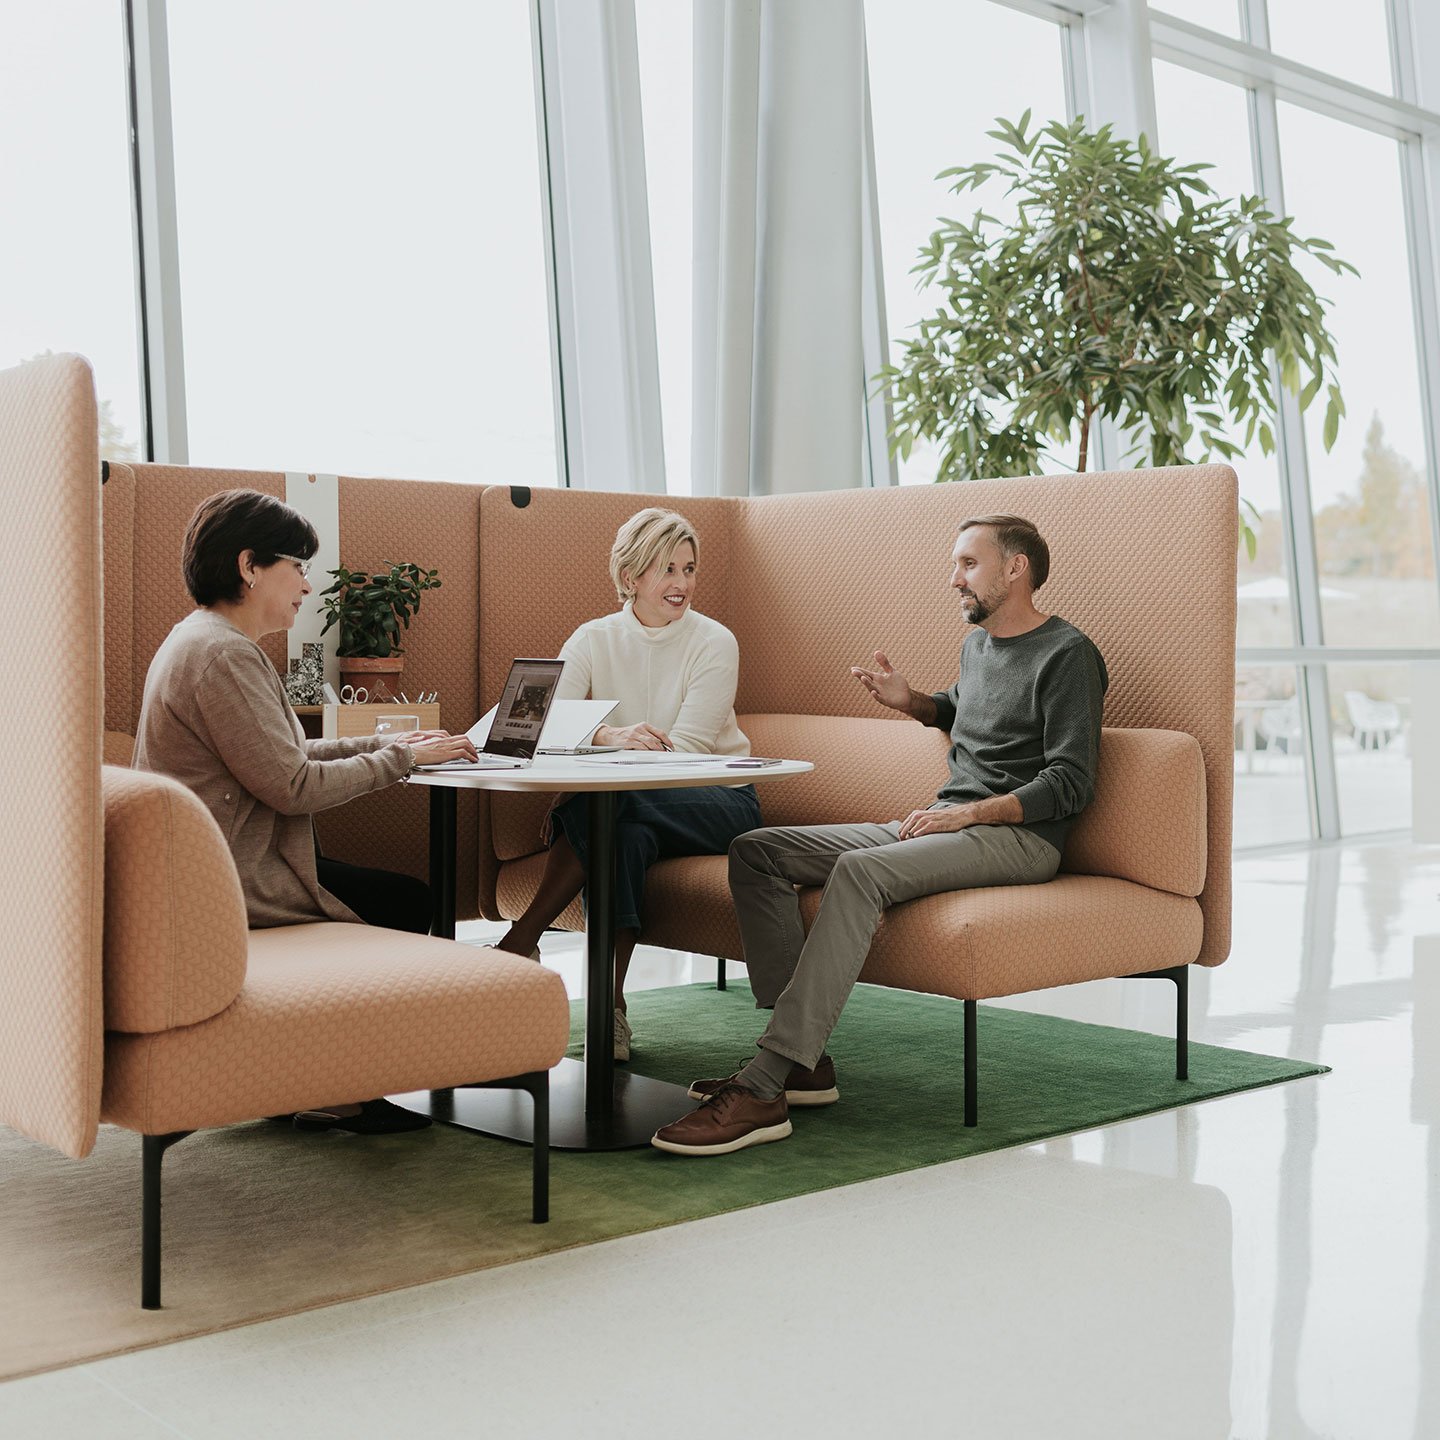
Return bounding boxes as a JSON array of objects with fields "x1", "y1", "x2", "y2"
[{"x1": 340, "y1": 684, "x2": 370, "y2": 705}]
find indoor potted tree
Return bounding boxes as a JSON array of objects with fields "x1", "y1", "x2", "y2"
[
  {"x1": 318, "y1": 560, "x2": 441, "y2": 702},
  {"x1": 878, "y1": 113, "x2": 1355, "y2": 556}
]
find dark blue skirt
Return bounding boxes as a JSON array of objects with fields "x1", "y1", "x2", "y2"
[{"x1": 551, "y1": 783, "x2": 762, "y2": 931}]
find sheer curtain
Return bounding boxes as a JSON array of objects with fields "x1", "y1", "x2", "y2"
[{"x1": 692, "y1": 0, "x2": 865, "y2": 496}]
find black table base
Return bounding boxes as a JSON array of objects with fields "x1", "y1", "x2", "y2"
[
  {"x1": 416, "y1": 783, "x2": 697, "y2": 1151},
  {"x1": 392, "y1": 1059, "x2": 695, "y2": 1151}
]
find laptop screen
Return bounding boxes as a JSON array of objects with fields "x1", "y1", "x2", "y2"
[{"x1": 485, "y1": 658, "x2": 565, "y2": 759}]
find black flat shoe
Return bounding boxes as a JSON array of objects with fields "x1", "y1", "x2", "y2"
[{"x1": 292, "y1": 1099, "x2": 432, "y2": 1135}]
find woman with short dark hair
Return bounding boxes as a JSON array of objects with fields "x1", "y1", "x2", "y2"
[{"x1": 134, "y1": 489, "x2": 479, "y2": 1134}]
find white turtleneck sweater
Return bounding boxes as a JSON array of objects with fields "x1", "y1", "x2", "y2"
[{"x1": 557, "y1": 602, "x2": 749, "y2": 756}]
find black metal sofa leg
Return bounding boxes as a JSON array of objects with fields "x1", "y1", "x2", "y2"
[
  {"x1": 964, "y1": 1000, "x2": 978, "y2": 1128},
  {"x1": 528, "y1": 1071, "x2": 550, "y2": 1224},
  {"x1": 962, "y1": 967, "x2": 1190, "y2": 1135},
  {"x1": 141, "y1": 1130, "x2": 193, "y2": 1310},
  {"x1": 1131, "y1": 964, "x2": 1190, "y2": 1081},
  {"x1": 1175, "y1": 964, "x2": 1189, "y2": 1081},
  {"x1": 467, "y1": 1071, "x2": 552, "y2": 1222}
]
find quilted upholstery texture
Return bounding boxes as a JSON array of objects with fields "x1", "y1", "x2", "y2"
[
  {"x1": 0, "y1": 355, "x2": 105, "y2": 1158},
  {"x1": 104, "y1": 730, "x2": 135, "y2": 767},
  {"x1": 310, "y1": 476, "x2": 487, "y2": 921},
  {"x1": 495, "y1": 852, "x2": 584, "y2": 931},
  {"x1": 738, "y1": 714, "x2": 954, "y2": 829},
  {"x1": 1061, "y1": 728, "x2": 1207, "y2": 897},
  {"x1": 855, "y1": 874, "x2": 1205, "y2": 1000},
  {"x1": 101, "y1": 767, "x2": 247, "y2": 1034},
  {"x1": 101, "y1": 460, "x2": 136, "y2": 734},
  {"x1": 726, "y1": 470, "x2": 1237, "y2": 965},
  {"x1": 479, "y1": 486, "x2": 736, "y2": 888},
  {"x1": 485, "y1": 470, "x2": 1233, "y2": 986},
  {"x1": 637, "y1": 854, "x2": 744, "y2": 959},
  {"x1": 100, "y1": 923, "x2": 571, "y2": 1133},
  {"x1": 627, "y1": 859, "x2": 1204, "y2": 1002}
]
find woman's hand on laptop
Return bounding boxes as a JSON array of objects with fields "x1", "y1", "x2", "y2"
[
  {"x1": 410, "y1": 734, "x2": 479, "y2": 765},
  {"x1": 385, "y1": 729, "x2": 448, "y2": 746},
  {"x1": 593, "y1": 722, "x2": 673, "y2": 751}
]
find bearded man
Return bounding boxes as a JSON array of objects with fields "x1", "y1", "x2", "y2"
[{"x1": 651, "y1": 513, "x2": 1108, "y2": 1156}]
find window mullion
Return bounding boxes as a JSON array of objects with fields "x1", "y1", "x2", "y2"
[
  {"x1": 1235, "y1": 0, "x2": 1338, "y2": 837},
  {"x1": 124, "y1": 0, "x2": 187, "y2": 464}
]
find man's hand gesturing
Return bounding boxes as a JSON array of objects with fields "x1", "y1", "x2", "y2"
[{"x1": 851, "y1": 651, "x2": 913, "y2": 713}]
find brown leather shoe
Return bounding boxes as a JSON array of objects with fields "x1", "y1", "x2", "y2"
[
  {"x1": 651, "y1": 1084, "x2": 792, "y2": 1156},
  {"x1": 687, "y1": 1054, "x2": 838, "y2": 1107}
]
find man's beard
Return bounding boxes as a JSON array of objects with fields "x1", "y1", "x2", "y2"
[{"x1": 961, "y1": 588, "x2": 997, "y2": 623}]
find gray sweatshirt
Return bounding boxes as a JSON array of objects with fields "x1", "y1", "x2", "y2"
[{"x1": 929, "y1": 615, "x2": 1108, "y2": 855}]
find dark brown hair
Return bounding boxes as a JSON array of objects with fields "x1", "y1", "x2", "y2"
[
  {"x1": 182, "y1": 489, "x2": 319, "y2": 606},
  {"x1": 957, "y1": 513, "x2": 1050, "y2": 591}
]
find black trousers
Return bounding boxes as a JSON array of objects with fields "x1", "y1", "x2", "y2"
[{"x1": 316, "y1": 857, "x2": 431, "y2": 935}]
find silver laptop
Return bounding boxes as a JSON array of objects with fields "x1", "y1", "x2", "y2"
[{"x1": 416, "y1": 658, "x2": 564, "y2": 770}]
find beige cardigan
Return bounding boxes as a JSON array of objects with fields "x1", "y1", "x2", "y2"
[{"x1": 134, "y1": 610, "x2": 414, "y2": 928}]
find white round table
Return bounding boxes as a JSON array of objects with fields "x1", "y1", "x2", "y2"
[{"x1": 397, "y1": 755, "x2": 812, "y2": 1149}]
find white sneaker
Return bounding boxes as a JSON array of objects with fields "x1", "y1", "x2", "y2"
[{"x1": 614, "y1": 1008, "x2": 632, "y2": 1064}]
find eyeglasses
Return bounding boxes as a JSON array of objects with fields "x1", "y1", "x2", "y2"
[{"x1": 275, "y1": 553, "x2": 313, "y2": 578}]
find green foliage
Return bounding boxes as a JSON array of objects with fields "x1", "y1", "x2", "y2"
[
  {"x1": 1313, "y1": 414, "x2": 1432, "y2": 579},
  {"x1": 878, "y1": 112, "x2": 1356, "y2": 548},
  {"x1": 318, "y1": 561, "x2": 441, "y2": 658}
]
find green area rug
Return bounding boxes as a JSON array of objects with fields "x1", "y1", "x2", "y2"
[
  {"x1": 0, "y1": 981, "x2": 1326, "y2": 1381},
  {"x1": 564, "y1": 982, "x2": 1327, "y2": 1199}
]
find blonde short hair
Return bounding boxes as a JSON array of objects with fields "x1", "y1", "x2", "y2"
[{"x1": 609, "y1": 508, "x2": 699, "y2": 603}]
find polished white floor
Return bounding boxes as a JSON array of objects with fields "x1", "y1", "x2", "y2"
[{"x1": 3, "y1": 839, "x2": 1436, "y2": 1439}]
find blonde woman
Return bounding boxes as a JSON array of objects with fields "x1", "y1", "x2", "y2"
[{"x1": 498, "y1": 508, "x2": 757, "y2": 1061}]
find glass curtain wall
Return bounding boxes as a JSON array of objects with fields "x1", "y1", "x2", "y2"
[
  {"x1": 166, "y1": 0, "x2": 557, "y2": 485},
  {"x1": 1148, "y1": 0, "x2": 1440, "y2": 842},
  {"x1": 1274, "y1": 103, "x2": 1440, "y2": 650},
  {"x1": 0, "y1": 1, "x2": 144, "y2": 462},
  {"x1": 35, "y1": 0, "x2": 1440, "y2": 846},
  {"x1": 1152, "y1": 60, "x2": 1311, "y2": 845},
  {"x1": 863, "y1": 0, "x2": 1069, "y2": 487},
  {"x1": 1154, "y1": 1, "x2": 1241, "y2": 37},
  {"x1": 635, "y1": 0, "x2": 694, "y2": 497},
  {"x1": 1265, "y1": 0, "x2": 1394, "y2": 94}
]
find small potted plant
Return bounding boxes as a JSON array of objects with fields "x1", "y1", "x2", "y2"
[{"x1": 318, "y1": 560, "x2": 441, "y2": 702}]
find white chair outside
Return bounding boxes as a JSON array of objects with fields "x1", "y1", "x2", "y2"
[
  {"x1": 1344, "y1": 690, "x2": 1402, "y2": 750},
  {"x1": 1258, "y1": 696, "x2": 1303, "y2": 755}
]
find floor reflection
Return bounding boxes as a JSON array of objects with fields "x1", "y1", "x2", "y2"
[
  {"x1": 456, "y1": 837, "x2": 1440, "y2": 1439},
  {"x1": 1412, "y1": 936, "x2": 1440, "y2": 1440}
]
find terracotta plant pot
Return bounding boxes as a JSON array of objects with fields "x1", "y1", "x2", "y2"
[{"x1": 338, "y1": 655, "x2": 405, "y2": 704}]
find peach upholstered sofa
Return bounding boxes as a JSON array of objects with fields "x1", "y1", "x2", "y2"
[
  {"x1": 95, "y1": 400, "x2": 1236, "y2": 1130},
  {"x1": 0, "y1": 356, "x2": 571, "y2": 1310}
]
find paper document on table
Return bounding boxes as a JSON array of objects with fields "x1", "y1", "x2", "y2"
[
  {"x1": 572, "y1": 753, "x2": 785, "y2": 768},
  {"x1": 573, "y1": 752, "x2": 727, "y2": 766}
]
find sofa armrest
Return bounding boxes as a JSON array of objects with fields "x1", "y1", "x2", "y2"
[
  {"x1": 1062, "y1": 728, "x2": 1207, "y2": 897},
  {"x1": 102, "y1": 765, "x2": 248, "y2": 1033}
]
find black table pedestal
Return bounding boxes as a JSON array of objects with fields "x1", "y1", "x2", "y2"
[
  {"x1": 392, "y1": 1060, "x2": 693, "y2": 1151},
  {"x1": 408, "y1": 783, "x2": 695, "y2": 1151}
]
